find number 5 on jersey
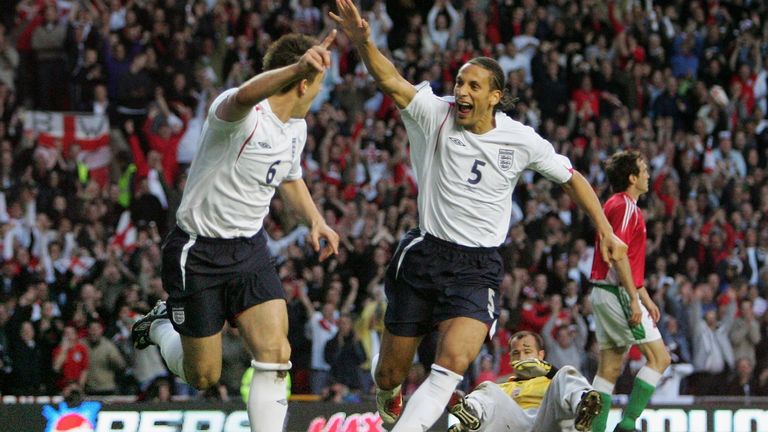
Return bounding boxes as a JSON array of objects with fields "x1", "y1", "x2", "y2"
[{"x1": 468, "y1": 159, "x2": 486, "y2": 185}]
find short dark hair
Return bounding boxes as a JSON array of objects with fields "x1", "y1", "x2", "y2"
[
  {"x1": 605, "y1": 150, "x2": 642, "y2": 192},
  {"x1": 263, "y1": 34, "x2": 316, "y2": 93},
  {"x1": 466, "y1": 57, "x2": 515, "y2": 112},
  {"x1": 509, "y1": 331, "x2": 544, "y2": 352}
]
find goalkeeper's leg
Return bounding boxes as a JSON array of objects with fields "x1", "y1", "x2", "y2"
[
  {"x1": 449, "y1": 381, "x2": 534, "y2": 431},
  {"x1": 532, "y1": 365, "x2": 599, "y2": 432}
]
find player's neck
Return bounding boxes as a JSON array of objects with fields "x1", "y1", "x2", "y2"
[
  {"x1": 467, "y1": 116, "x2": 495, "y2": 135},
  {"x1": 267, "y1": 94, "x2": 297, "y2": 123},
  {"x1": 625, "y1": 188, "x2": 641, "y2": 202}
]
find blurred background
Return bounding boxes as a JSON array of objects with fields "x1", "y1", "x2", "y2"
[{"x1": 0, "y1": 2, "x2": 766, "y2": 424}]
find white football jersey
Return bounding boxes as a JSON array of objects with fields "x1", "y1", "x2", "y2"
[
  {"x1": 400, "y1": 82, "x2": 573, "y2": 247},
  {"x1": 176, "y1": 88, "x2": 305, "y2": 238}
]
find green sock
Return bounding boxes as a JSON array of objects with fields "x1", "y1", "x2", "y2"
[
  {"x1": 618, "y1": 377, "x2": 656, "y2": 430},
  {"x1": 592, "y1": 391, "x2": 612, "y2": 432}
]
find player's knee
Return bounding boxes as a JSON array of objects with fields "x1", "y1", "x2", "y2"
[
  {"x1": 186, "y1": 367, "x2": 221, "y2": 390},
  {"x1": 251, "y1": 335, "x2": 291, "y2": 364},
  {"x1": 598, "y1": 363, "x2": 622, "y2": 382},
  {"x1": 650, "y1": 349, "x2": 671, "y2": 372},
  {"x1": 374, "y1": 363, "x2": 407, "y2": 390},
  {"x1": 435, "y1": 354, "x2": 472, "y2": 375}
]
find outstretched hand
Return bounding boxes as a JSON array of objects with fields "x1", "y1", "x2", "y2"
[
  {"x1": 329, "y1": 0, "x2": 371, "y2": 45},
  {"x1": 298, "y1": 30, "x2": 337, "y2": 76},
  {"x1": 309, "y1": 220, "x2": 340, "y2": 262}
]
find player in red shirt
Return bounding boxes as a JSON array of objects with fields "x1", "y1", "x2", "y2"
[{"x1": 589, "y1": 151, "x2": 670, "y2": 432}]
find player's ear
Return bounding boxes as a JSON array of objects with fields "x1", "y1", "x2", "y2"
[
  {"x1": 628, "y1": 173, "x2": 637, "y2": 186},
  {"x1": 297, "y1": 78, "x2": 309, "y2": 96},
  {"x1": 490, "y1": 89, "x2": 501, "y2": 107}
]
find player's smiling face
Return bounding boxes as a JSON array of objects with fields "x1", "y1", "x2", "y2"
[{"x1": 454, "y1": 64, "x2": 501, "y2": 132}]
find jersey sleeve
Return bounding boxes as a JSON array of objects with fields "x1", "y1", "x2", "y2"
[
  {"x1": 399, "y1": 81, "x2": 453, "y2": 135},
  {"x1": 206, "y1": 88, "x2": 255, "y2": 130},
  {"x1": 527, "y1": 134, "x2": 574, "y2": 184}
]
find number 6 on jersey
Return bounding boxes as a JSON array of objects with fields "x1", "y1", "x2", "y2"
[{"x1": 266, "y1": 161, "x2": 281, "y2": 184}]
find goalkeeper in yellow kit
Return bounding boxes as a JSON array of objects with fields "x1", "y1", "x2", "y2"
[{"x1": 447, "y1": 331, "x2": 602, "y2": 432}]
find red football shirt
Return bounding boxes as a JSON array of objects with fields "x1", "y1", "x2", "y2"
[{"x1": 590, "y1": 192, "x2": 646, "y2": 288}]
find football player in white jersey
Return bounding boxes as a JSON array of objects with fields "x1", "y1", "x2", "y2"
[
  {"x1": 331, "y1": 2, "x2": 627, "y2": 431},
  {"x1": 131, "y1": 31, "x2": 340, "y2": 432}
]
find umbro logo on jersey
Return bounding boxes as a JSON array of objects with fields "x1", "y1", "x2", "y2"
[
  {"x1": 449, "y1": 137, "x2": 466, "y2": 146},
  {"x1": 257, "y1": 141, "x2": 271, "y2": 149},
  {"x1": 498, "y1": 149, "x2": 515, "y2": 171}
]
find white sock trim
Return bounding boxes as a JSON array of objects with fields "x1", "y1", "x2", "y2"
[
  {"x1": 251, "y1": 360, "x2": 292, "y2": 371},
  {"x1": 637, "y1": 366, "x2": 662, "y2": 387},
  {"x1": 431, "y1": 364, "x2": 464, "y2": 382},
  {"x1": 592, "y1": 375, "x2": 615, "y2": 394},
  {"x1": 371, "y1": 353, "x2": 380, "y2": 388}
]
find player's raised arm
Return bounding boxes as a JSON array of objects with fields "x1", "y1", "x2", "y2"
[
  {"x1": 560, "y1": 171, "x2": 627, "y2": 265},
  {"x1": 216, "y1": 30, "x2": 337, "y2": 122},
  {"x1": 330, "y1": 0, "x2": 416, "y2": 109}
]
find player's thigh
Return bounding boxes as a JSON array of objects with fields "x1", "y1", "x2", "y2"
[
  {"x1": 234, "y1": 298, "x2": 290, "y2": 363},
  {"x1": 434, "y1": 316, "x2": 490, "y2": 374},
  {"x1": 590, "y1": 288, "x2": 635, "y2": 349},
  {"x1": 180, "y1": 332, "x2": 223, "y2": 387},
  {"x1": 434, "y1": 247, "x2": 503, "y2": 327},
  {"x1": 375, "y1": 328, "x2": 422, "y2": 387},
  {"x1": 383, "y1": 230, "x2": 437, "y2": 337},
  {"x1": 226, "y1": 264, "x2": 290, "y2": 363},
  {"x1": 166, "y1": 284, "x2": 228, "y2": 385}
]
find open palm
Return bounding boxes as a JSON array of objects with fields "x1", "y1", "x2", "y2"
[{"x1": 329, "y1": 0, "x2": 371, "y2": 45}]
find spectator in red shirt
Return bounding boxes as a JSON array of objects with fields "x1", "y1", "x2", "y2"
[
  {"x1": 572, "y1": 75, "x2": 601, "y2": 121},
  {"x1": 141, "y1": 89, "x2": 188, "y2": 186},
  {"x1": 473, "y1": 354, "x2": 498, "y2": 387},
  {"x1": 52, "y1": 325, "x2": 89, "y2": 391}
]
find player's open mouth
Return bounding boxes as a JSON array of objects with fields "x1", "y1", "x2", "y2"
[{"x1": 457, "y1": 102, "x2": 472, "y2": 117}]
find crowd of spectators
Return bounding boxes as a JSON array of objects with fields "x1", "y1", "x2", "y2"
[{"x1": 0, "y1": 0, "x2": 767, "y2": 406}]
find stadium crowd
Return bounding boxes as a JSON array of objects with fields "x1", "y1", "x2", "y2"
[{"x1": 0, "y1": 0, "x2": 767, "y2": 406}]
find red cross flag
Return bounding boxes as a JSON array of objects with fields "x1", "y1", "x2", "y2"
[{"x1": 24, "y1": 111, "x2": 112, "y2": 185}]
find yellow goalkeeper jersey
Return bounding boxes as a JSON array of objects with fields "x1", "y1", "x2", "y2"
[{"x1": 497, "y1": 376, "x2": 551, "y2": 410}]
